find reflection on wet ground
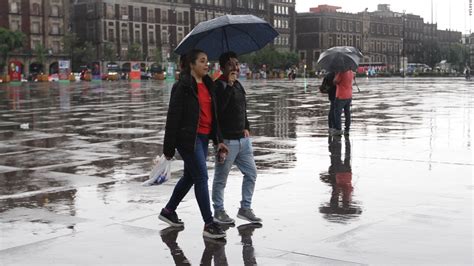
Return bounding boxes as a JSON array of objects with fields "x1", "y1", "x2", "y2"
[{"x1": 0, "y1": 78, "x2": 472, "y2": 264}]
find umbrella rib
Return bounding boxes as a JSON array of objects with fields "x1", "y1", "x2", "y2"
[{"x1": 223, "y1": 27, "x2": 230, "y2": 52}]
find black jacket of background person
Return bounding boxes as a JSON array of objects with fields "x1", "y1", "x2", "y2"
[
  {"x1": 163, "y1": 74, "x2": 223, "y2": 158},
  {"x1": 215, "y1": 78, "x2": 250, "y2": 139},
  {"x1": 322, "y1": 72, "x2": 337, "y2": 101}
]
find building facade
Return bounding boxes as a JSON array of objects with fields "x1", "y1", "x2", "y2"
[
  {"x1": 0, "y1": 0, "x2": 70, "y2": 76},
  {"x1": 189, "y1": 0, "x2": 295, "y2": 52},
  {"x1": 70, "y1": 0, "x2": 295, "y2": 72},
  {"x1": 296, "y1": 4, "x2": 462, "y2": 72},
  {"x1": 72, "y1": 0, "x2": 192, "y2": 70}
]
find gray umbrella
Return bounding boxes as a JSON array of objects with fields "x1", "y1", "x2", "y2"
[
  {"x1": 174, "y1": 15, "x2": 278, "y2": 60},
  {"x1": 316, "y1": 46, "x2": 363, "y2": 72}
]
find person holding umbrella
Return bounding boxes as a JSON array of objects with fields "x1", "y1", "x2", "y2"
[
  {"x1": 211, "y1": 51, "x2": 262, "y2": 225},
  {"x1": 159, "y1": 49, "x2": 228, "y2": 239},
  {"x1": 333, "y1": 69, "x2": 355, "y2": 135}
]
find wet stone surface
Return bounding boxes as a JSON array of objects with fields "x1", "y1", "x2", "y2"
[{"x1": 0, "y1": 78, "x2": 472, "y2": 265}]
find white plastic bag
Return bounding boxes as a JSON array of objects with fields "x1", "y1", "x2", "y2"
[{"x1": 142, "y1": 155, "x2": 171, "y2": 186}]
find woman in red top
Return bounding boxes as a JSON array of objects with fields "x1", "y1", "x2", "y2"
[{"x1": 159, "y1": 49, "x2": 228, "y2": 239}]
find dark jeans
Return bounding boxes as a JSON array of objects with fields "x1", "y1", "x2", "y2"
[
  {"x1": 165, "y1": 134, "x2": 213, "y2": 224},
  {"x1": 334, "y1": 98, "x2": 352, "y2": 131},
  {"x1": 328, "y1": 99, "x2": 336, "y2": 129}
]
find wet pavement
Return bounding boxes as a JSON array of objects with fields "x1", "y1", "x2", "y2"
[{"x1": 0, "y1": 78, "x2": 472, "y2": 265}]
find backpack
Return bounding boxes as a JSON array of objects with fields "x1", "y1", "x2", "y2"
[{"x1": 319, "y1": 73, "x2": 335, "y2": 94}]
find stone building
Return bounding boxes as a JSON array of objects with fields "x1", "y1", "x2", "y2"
[
  {"x1": 296, "y1": 4, "x2": 462, "y2": 72},
  {"x1": 0, "y1": 0, "x2": 70, "y2": 76}
]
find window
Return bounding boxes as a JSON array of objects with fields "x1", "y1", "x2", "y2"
[
  {"x1": 52, "y1": 41, "x2": 60, "y2": 53},
  {"x1": 32, "y1": 22, "x2": 40, "y2": 34},
  {"x1": 148, "y1": 9, "x2": 154, "y2": 23},
  {"x1": 356, "y1": 22, "x2": 361, "y2": 32},
  {"x1": 120, "y1": 6, "x2": 127, "y2": 16},
  {"x1": 258, "y1": 1, "x2": 264, "y2": 10},
  {"x1": 349, "y1": 21, "x2": 353, "y2": 32},
  {"x1": 122, "y1": 29, "x2": 128, "y2": 41},
  {"x1": 105, "y1": 4, "x2": 114, "y2": 19},
  {"x1": 342, "y1": 21, "x2": 346, "y2": 31},
  {"x1": 10, "y1": 2, "x2": 20, "y2": 13},
  {"x1": 51, "y1": 5, "x2": 60, "y2": 17},
  {"x1": 134, "y1": 31, "x2": 140, "y2": 43},
  {"x1": 32, "y1": 40, "x2": 41, "y2": 49},
  {"x1": 248, "y1": 0, "x2": 254, "y2": 9},
  {"x1": 336, "y1": 20, "x2": 341, "y2": 31},
  {"x1": 177, "y1": 32, "x2": 184, "y2": 43},
  {"x1": 10, "y1": 20, "x2": 20, "y2": 31},
  {"x1": 162, "y1": 10, "x2": 168, "y2": 23},
  {"x1": 108, "y1": 28, "x2": 115, "y2": 41},
  {"x1": 177, "y1": 12, "x2": 183, "y2": 24},
  {"x1": 148, "y1": 31, "x2": 155, "y2": 43},
  {"x1": 134, "y1": 8, "x2": 140, "y2": 21},
  {"x1": 51, "y1": 23, "x2": 60, "y2": 34},
  {"x1": 161, "y1": 31, "x2": 168, "y2": 44},
  {"x1": 31, "y1": 3, "x2": 41, "y2": 15}
]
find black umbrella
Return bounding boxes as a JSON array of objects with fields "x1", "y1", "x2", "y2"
[
  {"x1": 174, "y1": 15, "x2": 278, "y2": 60},
  {"x1": 316, "y1": 46, "x2": 363, "y2": 72}
]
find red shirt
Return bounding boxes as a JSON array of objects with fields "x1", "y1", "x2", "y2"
[
  {"x1": 197, "y1": 82, "x2": 212, "y2": 134},
  {"x1": 334, "y1": 70, "x2": 354, "y2": 99}
]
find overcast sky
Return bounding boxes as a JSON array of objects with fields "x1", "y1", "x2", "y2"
[{"x1": 295, "y1": 0, "x2": 472, "y2": 34}]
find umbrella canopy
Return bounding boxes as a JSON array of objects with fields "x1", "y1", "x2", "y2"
[
  {"x1": 174, "y1": 14, "x2": 278, "y2": 60},
  {"x1": 316, "y1": 46, "x2": 363, "y2": 72}
]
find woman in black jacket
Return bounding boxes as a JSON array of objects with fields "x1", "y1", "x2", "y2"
[{"x1": 158, "y1": 49, "x2": 228, "y2": 239}]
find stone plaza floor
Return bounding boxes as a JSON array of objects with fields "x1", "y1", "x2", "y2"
[{"x1": 0, "y1": 77, "x2": 472, "y2": 265}]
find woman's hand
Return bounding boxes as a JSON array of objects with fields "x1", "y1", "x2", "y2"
[{"x1": 217, "y1": 143, "x2": 228, "y2": 154}]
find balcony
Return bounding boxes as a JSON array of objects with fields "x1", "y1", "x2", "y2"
[{"x1": 49, "y1": 30, "x2": 63, "y2": 36}]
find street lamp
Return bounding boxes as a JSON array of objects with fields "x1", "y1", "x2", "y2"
[{"x1": 401, "y1": 10, "x2": 406, "y2": 77}]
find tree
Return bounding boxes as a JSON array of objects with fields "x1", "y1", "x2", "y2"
[
  {"x1": 127, "y1": 43, "x2": 142, "y2": 61},
  {"x1": 240, "y1": 46, "x2": 299, "y2": 71},
  {"x1": 33, "y1": 44, "x2": 48, "y2": 69},
  {"x1": 103, "y1": 42, "x2": 116, "y2": 61},
  {"x1": 0, "y1": 27, "x2": 25, "y2": 73}
]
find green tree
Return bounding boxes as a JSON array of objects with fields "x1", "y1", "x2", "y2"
[
  {"x1": 241, "y1": 46, "x2": 299, "y2": 70},
  {"x1": 127, "y1": 43, "x2": 142, "y2": 61},
  {"x1": 103, "y1": 42, "x2": 116, "y2": 61},
  {"x1": 33, "y1": 44, "x2": 48, "y2": 68},
  {"x1": 0, "y1": 27, "x2": 25, "y2": 73}
]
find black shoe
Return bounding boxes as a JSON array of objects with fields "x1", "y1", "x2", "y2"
[
  {"x1": 159, "y1": 208, "x2": 184, "y2": 227},
  {"x1": 237, "y1": 223, "x2": 262, "y2": 238},
  {"x1": 203, "y1": 222, "x2": 226, "y2": 239},
  {"x1": 160, "y1": 226, "x2": 184, "y2": 245}
]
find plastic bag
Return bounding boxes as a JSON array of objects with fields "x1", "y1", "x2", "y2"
[{"x1": 142, "y1": 155, "x2": 171, "y2": 186}]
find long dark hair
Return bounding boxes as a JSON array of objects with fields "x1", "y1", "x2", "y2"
[{"x1": 182, "y1": 49, "x2": 206, "y2": 75}]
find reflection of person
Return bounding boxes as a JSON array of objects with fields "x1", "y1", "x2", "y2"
[
  {"x1": 320, "y1": 72, "x2": 337, "y2": 134},
  {"x1": 200, "y1": 238, "x2": 228, "y2": 266},
  {"x1": 464, "y1": 64, "x2": 471, "y2": 80},
  {"x1": 159, "y1": 49, "x2": 228, "y2": 239},
  {"x1": 238, "y1": 223, "x2": 262, "y2": 265},
  {"x1": 160, "y1": 227, "x2": 190, "y2": 265},
  {"x1": 319, "y1": 136, "x2": 361, "y2": 221},
  {"x1": 212, "y1": 51, "x2": 262, "y2": 225},
  {"x1": 333, "y1": 70, "x2": 354, "y2": 135}
]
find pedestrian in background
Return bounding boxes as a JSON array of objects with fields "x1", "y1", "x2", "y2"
[
  {"x1": 212, "y1": 51, "x2": 262, "y2": 225},
  {"x1": 159, "y1": 49, "x2": 228, "y2": 239},
  {"x1": 333, "y1": 70, "x2": 355, "y2": 135}
]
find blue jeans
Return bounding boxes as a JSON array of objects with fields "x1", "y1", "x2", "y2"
[
  {"x1": 165, "y1": 134, "x2": 213, "y2": 224},
  {"x1": 334, "y1": 98, "x2": 352, "y2": 131},
  {"x1": 328, "y1": 99, "x2": 336, "y2": 129},
  {"x1": 212, "y1": 137, "x2": 257, "y2": 211}
]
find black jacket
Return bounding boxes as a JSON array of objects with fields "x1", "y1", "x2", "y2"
[
  {"x1": 163, "y1": 74, "x2": 223, "y2": 158},
  {"x1": 322, "y1": 72, "x2": 337, "y2": 101},
  {"x1": 215, "y1": 79, "x2": 250, "y2": 139}
]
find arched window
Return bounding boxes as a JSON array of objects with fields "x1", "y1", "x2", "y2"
[{"x1": 32, "y1": 3, "x2": 41, "y2": 15}]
